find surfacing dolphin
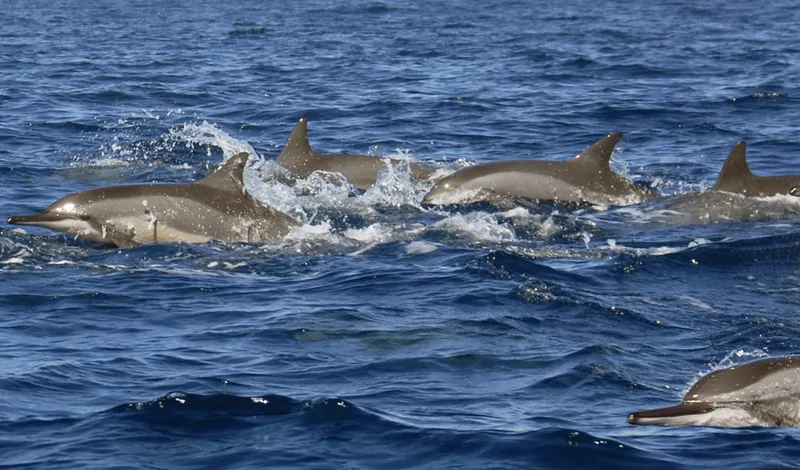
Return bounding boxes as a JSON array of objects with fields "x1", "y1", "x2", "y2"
[
  {"x1": 628, "y1": 356, "x2": 800, "y2": 428},
  {"x1": 623, "y1": 142, "x2": 800, "y2": 224},
  {"x1": 713, "y1": 141, "x2": 800, "y2": 197},
  {"x1": 8, "y1": 153, "x2": 299, "y2": 247},
  {"x1": 421, "y1": 133, "x2": 658, "y2": 206},
  {"x1": 276, "y1": 117, "x2": 431, "y2": 191}
]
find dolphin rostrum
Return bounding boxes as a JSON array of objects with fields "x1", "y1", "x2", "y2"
[
  {"x1": 713, "y1": 142, "x2": 800, "y2": 197},
  {"x1": 421, "y1": 133, "x2": 657, "y2": 206},
  {"x1": 628, "y1": 356, "x2": 800, "y2": 428},
  {"x1": 8, "y1": 153, "x2": 299, "y2": 247},
  {"x1": 276, "y1": 117, "x2": 431, "y2": 191}
]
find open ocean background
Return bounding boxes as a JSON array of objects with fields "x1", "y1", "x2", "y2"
[{"x1": 3, "y1": 0, "x2": 800, "y2": 468}]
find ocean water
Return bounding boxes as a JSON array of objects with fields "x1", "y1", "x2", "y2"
[{"x1": 2, "y1": 0, "x2": 800, "y2": 468}]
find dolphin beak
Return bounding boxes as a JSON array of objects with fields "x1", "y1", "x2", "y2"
[
  {"x1": 628, "y1": 402, "x2": 715, "y2": 425},
  {"x1": 8, "y1": 213, "x2": 63, "y2": 225}
]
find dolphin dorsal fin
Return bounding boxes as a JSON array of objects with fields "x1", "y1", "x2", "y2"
[
  {"x1": 277, "y1": 117, "x2": 314, "y2": 166},
  {"x1": 195, "y1": 152, "x2": 249, "y2": 192},
  {"x1": 569, "y1": 133, "x2": 623, "y2": 170},
  {"x1": 713, "y1": 142, "x2": 752, "y2": 190}
]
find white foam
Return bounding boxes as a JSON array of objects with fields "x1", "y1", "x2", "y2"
[
  {"x1": 431, "y1": 212, "x2": 516, "y2": 243},
  {"x1": 283, "y1": 221, "x2": 339, "y2": 245},
  {"x1": 344, "y1": 223, "x2": 392, "y2": 244},
  {"x1": 405, "y1": 241, "x2": 440, "y2": 255}
]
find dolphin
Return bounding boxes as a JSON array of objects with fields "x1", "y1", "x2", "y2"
[
  {"x1": 628, "y1": 356, "x2": 800, "y2": 428},
  {"x1": 713, "y1": 142, "x2": 800, "y2": 197},
  {"x1": 421, "y1": 133, "x2": 658, "y2": 206},
  {"x1": 8, "y1": 153, "x2": 299, "y2": 247},
  {"x1": 604, "y1": 142, "x2": 800, "y2": 225},
  {"x1": 276, "y1": 117, "x2": 431, "y2": 190}
]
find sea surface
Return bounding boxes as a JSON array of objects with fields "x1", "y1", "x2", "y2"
[{"x1": 2, "y1": 1, "x2": 800, "y2": 468}]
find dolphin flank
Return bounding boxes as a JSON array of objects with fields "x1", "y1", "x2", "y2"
[
  {"x1": 421, "y1": 133, "x2": 657, "y2": 206},
  {"x1": 276, "y1": 117, "x2": 431, "y2": 191},
  {"x1": 628, "y1": 356, "x2": 800, "y2": 428},
  {"x1": 8, "y1": 152, "x2": 299, "y2": 247}
]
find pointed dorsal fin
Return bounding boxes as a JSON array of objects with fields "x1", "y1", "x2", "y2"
[
  {"x1": 277, "y1": 117, "x2": 313, "y2": 166},
  {"x1": 713, "y1": 142, "x2": 751, "y2": 190},
  {"x1": 194, "y1": 152, "x2": 249, "y2": 192},
  {"x1": 569, "y1": 133, "x2": 623, "y2": 169}
]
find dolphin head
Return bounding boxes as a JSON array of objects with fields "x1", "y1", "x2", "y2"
[
  {"x1": 628, "y1": 356, "x2": 800, "y2": 428},
  {"x1": 421, "y1": 174, "x2": 472, "y2": 205},
  {"x1": 8, "y1": 191, "x2": 110, "y2": 243}
]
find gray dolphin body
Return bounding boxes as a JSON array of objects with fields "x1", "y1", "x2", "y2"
[
  {"x1": 8, "y1": 153, "x2": 299, "y2": 247},
  {"x1": 276, "y1": 118, "x2": 431, "y2": 191},
  {"x1": 628, "y1": 356, "x2": 800, "y2": 428},
  {"x1": 619, "y1": 142, "x2": 800, "y2": 225},
  {"x1": 713, "y1": 142, "x2": 800, "y2": 197},
  {"x1": 421, "y1": 133, "x2": 658, "y2": 206}
]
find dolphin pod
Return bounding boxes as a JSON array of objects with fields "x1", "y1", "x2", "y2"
[
  {"x1": 629, "y1": 356, "x2": 800, "y2": 428},
  {"x1": 7, "y1": 119, "x2": 800, "y2": 248},
  {"x1": 6, "y1": 119, "x2": 800, "y2": 429}
]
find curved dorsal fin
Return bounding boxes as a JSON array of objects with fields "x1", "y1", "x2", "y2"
[
  {"x1": 277, "y1": 117, "x2": 313, "y2": 165},
  {"x1": 194, "y1": 152, "x2": 249, "y2": 192},
  {"x1": 569, "y1": 133, "x2": 623, "y2": 169},
  {"x1": 713, "y1": 142, "x2": 751, "y2": 190}
]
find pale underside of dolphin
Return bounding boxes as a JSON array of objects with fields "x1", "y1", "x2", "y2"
[
  {"x1": 421, "y1": 133, "x2": 658, "y2": 206},
  {"x1": 276, "y1": 117, "x2": 431, "y2": 191},
  {"x1": 8, "y1": 153, "x2": 299, "y2": 247},
  {"x1": 628, "y1": 356, "x2": 800, "y2": 428},
  {"x1": 713, "y1": 141, "x2": 800, "y2": 197}
]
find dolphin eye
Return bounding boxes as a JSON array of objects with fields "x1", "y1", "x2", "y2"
[{"x1": 791, "y1": 187, "x2": 800, "y2": 197}]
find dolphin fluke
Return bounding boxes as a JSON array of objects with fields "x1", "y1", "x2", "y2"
[
  {"x1": 571, "y1": 132, "x2": 624, "y2": 169},
  {"x1": 713, "y1": 142, "x2": 751, "y2": 192}
]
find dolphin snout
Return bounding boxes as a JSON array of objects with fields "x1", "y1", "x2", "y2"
[
  {"x1": 8, "y1": 213, "x2": 65, "y2": 225},
  {"x1": 8, "y1": 215, "x2": 40, "y2": 225}
]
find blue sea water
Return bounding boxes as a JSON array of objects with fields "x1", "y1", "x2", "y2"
[{"x1": 3, "y1": 0, "x2": 800, "y2": 468}]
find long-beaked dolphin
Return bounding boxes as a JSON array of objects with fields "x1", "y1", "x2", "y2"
[
  {"x1": 628, "y1": 356, "x2": 800, "y2": 428},
  {"x1": 615, "y1": 142, "x2": 800, "y2": 225},
  {"x1": 276, "y1": 117, "x2": 431, "y2": 191},
  {"x1": 8, "y1": 153, "x2": 299, "y2": 247},
  {"x1": 713, "y1": 142, "x2": 800, "y2": 197},
  {"x1": 421, "y1": 133, "x2": 658, "y2": 206}
]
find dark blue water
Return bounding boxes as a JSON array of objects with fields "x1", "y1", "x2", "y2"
[{"x1": 3, "y1": 1, "x2": 800, "y2": 468}]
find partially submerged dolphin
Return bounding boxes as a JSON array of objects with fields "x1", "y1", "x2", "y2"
[
  {"x1": 8, "y1": 153, "x2": 299, "y2": 247},
  {"x1": 613, "y1": 142, "x2": 800, "y2": 225},
  {"x1": 276, "y1": 117, "x2": 431, "y2": 190},
  {"x1": 421, "y1": 133, "x2": 657, "y2": 206},
  {"x1": 628, "y1": 356, "x2": 800, "y2": 428},
  {"x1": 713, "y1": 142, "x2": 800, "y2": 197}
]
